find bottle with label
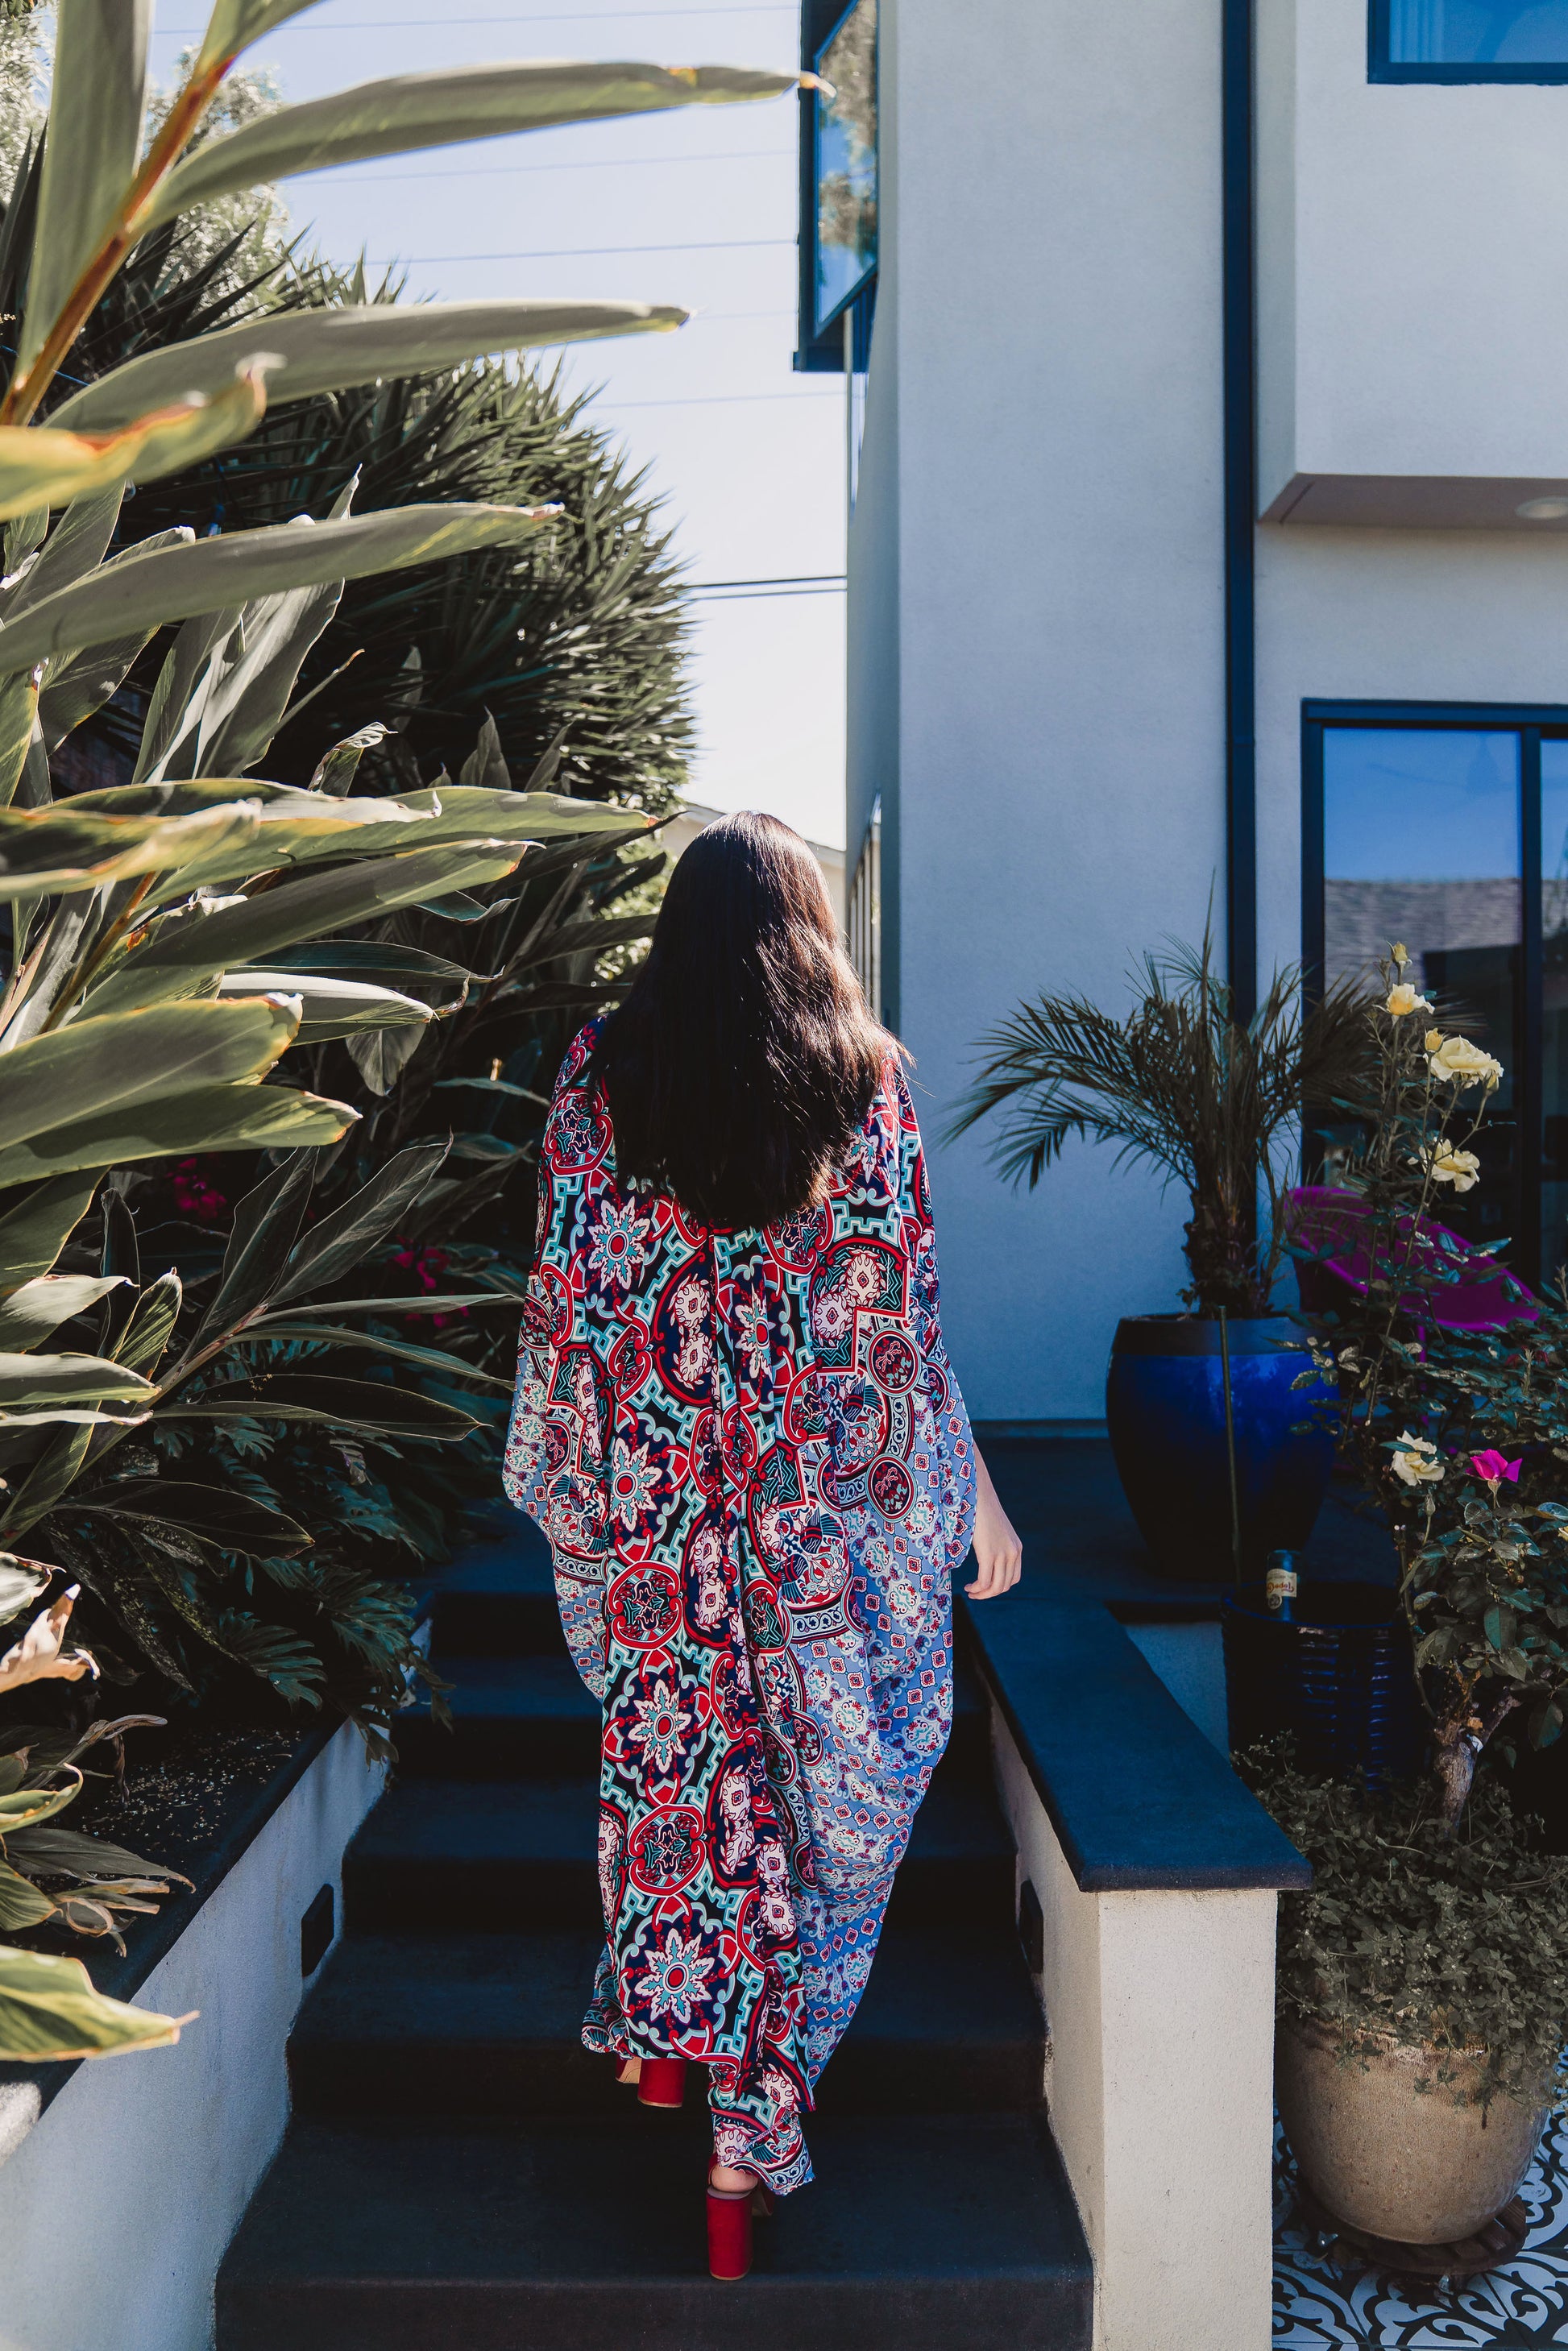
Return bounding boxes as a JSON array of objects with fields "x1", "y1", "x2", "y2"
[{"x1": 1265, "y1": 1549, "x2": 1299, "y2": 1623}]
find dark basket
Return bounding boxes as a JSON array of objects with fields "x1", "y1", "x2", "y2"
[{"x1": 1221, "y1": 1578, "x2": 1423, "y2": 1780}]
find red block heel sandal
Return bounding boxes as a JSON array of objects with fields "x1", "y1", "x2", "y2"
[
  {"x1": 637, "y1": 2056, "x2": 687, "y2": 2108},
  {"x1": 706, "y1": 2166, "x2": 769, "y2": 2281}
]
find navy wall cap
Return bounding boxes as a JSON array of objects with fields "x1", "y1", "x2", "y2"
[{"x1": 963, "y1": 1592, "x2": 1312, "y2": 1895}]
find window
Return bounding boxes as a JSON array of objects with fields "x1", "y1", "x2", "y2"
[
  {"x1": 1305, "y1": 705, "x2": 1568, "y2": 1286},
  {"x1": 811, "y1": 0, "x2": 877, "y2": 337},
  {"x1": 848, "y1": 796, "x2": 881, "y2": 1022},
  {"x1": 1371, "y1": 0, "x2": 1568, "y2": 79}
]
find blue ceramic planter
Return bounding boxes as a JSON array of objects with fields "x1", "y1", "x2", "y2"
[{"x1": 1105, "y1": 1313, "x2": 1335, "y2": 1579}]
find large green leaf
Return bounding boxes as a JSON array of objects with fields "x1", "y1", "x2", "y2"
[
  {"x1": 0, "y1": 801, "x2": 262, "y2": 901},
  {"x1": 0, "y1": 998, "x2": 301, "y2": 1155},
  {"x1": 189, "y1": 1149, "x2": 314, "y2": 1348},
  {"x1": 158, "y1": 1376, "x2": 479, "y2": 1439},
  {"x1": 0, "y1": 1175, "x2": 102, "y2": 1296},
  {"x1": 87, "y1": 844, "x2": 525, "y2": 1014},
  {"x1": 9, "y1": 486, "x2": 126, "y2": 616},
  {"x1": 326, "y1": 786, "x2": 649, "y2": 855},
  {"x1": 276, "y1": 939, "x2": 475, "y2": 990},
  {"x1": 244, "y1": 1321, "x2": 512, "y2": 1387},
  {"x1": 0, "y1": 1275, "x2": 125, "y2": 1351},
  {"x1": 78, "y1": 1481, "x2": 311, "y2": 1557},
  {"x1": 248, "y1": 1292, "x2": 515, "y2": 1320},
  {"x1": 114, "y1": 1271, "x2": 182, "y2": 1378},
  {"x1": 0, "y1": 363, "x2": 276, "y2": 525},
  {"x1": 146, "y1": 64, "x2": 803, "y2": 227},
  {"x1": 19, "y1": 0, "x2": 152, "y2": 375},
  {"x1": 269, "y1": 1141, "x2": 447, "y2": 1307},
  {"x1": 0, "y1": 1858, "x2": 57, "y2": 1930},
  {"x1": 0, "y1": 1946, "x2": 190, "y2": 2060},
  {"x1": 3, "y1": 1823, "x2": 170, "y2": 1879},
  {"x1": 214, "y1": 972, "x2": 431, "y2": 1043},
  {"x1": 0, "y1": 504, "x2": 558, "y2": 676},
  {"x1": 195, "y1": 0, "x2": 349, "y2": 71},
  {"x1": 0, "y1": 1773, "x2": 82, "y2": 1830},
  {"x1": 51, "y1": 302, "x2": 687, "y2": 436},
  {"x1": 0, "y1": 1081, "x2": 355, "y2": 1190},
  {"x1": 38, "y1": 628, "x2": 156, "y2": 756},
  {"x1": 0, "y1": 1354, "x2": 153, "y2": 1406}
]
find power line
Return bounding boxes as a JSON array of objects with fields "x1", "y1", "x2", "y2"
[
  {"x1": 691, "y1": 584, "x2": 845, "y2": 599},
  {"x1": 155, "y1": 3, "x2": 797, "y2": 25},
  {"x1": 688, "y1": 573, "x2": 844, "y2": 587},
  {"x1": 369, "y1": 236, "x2": 794, "y2": 261},
  {"x1": 288, "y1": 146, "x2": 793, "y2": 182},
  {"x1": 595, "y1": 388, "x2": 836, "y2": 408}
]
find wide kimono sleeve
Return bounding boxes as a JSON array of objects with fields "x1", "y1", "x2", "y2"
[
  {"x1": 502, "y1": 1052, "x2": 614, "y2": 1700},
  {"x1": 893, "y1": 1070, "x2": 978, "y2": 1574}
]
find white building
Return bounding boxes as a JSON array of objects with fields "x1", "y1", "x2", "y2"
[{"x1": 800, "y1": 0, "x2": 1568, "y2": 1423}]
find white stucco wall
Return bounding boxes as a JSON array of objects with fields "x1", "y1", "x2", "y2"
[
  {"x1": 992, "y1": 1711, "x2": 1279, "y2": 2351},
  {"x1": 1257, "y1": 0, "x2": 1568, "y2": 520},
  {"x1": 851, "y1": 0, "x2": 1226, "y2": 1420},
  {"x1": 0, "y1": 1720, "x2": 384, "y2": 2351},
  {"x1": 850, "y1": 0, "x2": 1568, "y2": 1420}
]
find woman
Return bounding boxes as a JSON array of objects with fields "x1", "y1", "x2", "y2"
[{"x1": 503, "y1": 811, "x2": 1023, "y2": 2280}]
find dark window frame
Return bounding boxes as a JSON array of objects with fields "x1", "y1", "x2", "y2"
[
  {"x1": 1302, "y1": 699, "x2": 1568, "y2": 1285},
  {"x1": 795, "y1": 0, "x2": 878, "y2": 373},
  {"x1": 1369, "y1": 0, "x2": 1568, "y2": 81}
]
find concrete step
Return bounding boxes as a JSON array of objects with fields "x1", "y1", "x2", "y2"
[
  {"x1": 398, "y1": 1649, "x2": 993, "y2": 1784},
  {"x1": 216, "y1": 2112, "x2": 1093, "y2": 2351},
  {"x1": 344, "y1": 1760, "x2": 1015, "y2": 1937},
  {"x1": 289, "y1": 1920, "x2": 1043, "y2": 2119},
  {"x1": 396, "y1": 1654, "x2": 601, "y2": 1778}
]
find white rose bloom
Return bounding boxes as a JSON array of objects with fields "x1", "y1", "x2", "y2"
[
  {"x1": 1427, "y1": 1034, "x2": 1504, "y2": 1090},
  {"x1": 1390, "y1": 1432, "x2": 1444, "y2": 1487},
  {"x1": 1385, "y1": 983, "x2": 1433, "y2": 1018},
  {"x1": 1421, "y1": 1142, "x2": 1481, "y2": 1192}
]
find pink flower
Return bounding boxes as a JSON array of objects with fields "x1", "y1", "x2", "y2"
[{"x1": 1470, "y1": 1449, "x2": 1522, "y2": 1488}]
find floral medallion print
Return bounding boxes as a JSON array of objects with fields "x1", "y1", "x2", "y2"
[
  {"x1": 1275, "y1": 2114, "x2": 1568, "y2": 2345},
  {"x1": 504, "y1": 1022, "x2": 976, "y2": 2191}
]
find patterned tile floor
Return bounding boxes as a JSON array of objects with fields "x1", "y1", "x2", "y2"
[{"x1": 1275, "y1": 2116, "x2": 1568, "y2": 2346}]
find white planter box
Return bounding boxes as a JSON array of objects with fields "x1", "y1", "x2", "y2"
[{"x1": 0, "y1": 1718, "x2": 384, "y2": 2351}]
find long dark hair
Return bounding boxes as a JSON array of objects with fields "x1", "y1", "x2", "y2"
[{"x1": 588, "y1": 810, "x2": 892, "y2": 1229}]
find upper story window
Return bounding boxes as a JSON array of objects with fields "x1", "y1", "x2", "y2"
[
  {"x1": 1372, "y1": 0, "x2": 1568, "y2": 79},
  {"x1": 811, "y1": 0, "x2": 877, "y2": 337}
]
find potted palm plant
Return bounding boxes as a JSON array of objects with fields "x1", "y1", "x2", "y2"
[{"x1": 949, "y1": 934, "x2": 1372, "y2": 1575}]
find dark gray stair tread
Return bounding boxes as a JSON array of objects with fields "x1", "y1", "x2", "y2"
[
  {"x1": 217, "y1": 2113, "x2": 1092, "y2": 2351},
  {"x1": 431, "y1": 1540, "x2": 561, "y2": 1659},
  {"x1": 289, "y1": 1922, "x2": 1043, "y2": 2116},
  {"x1": 346, "y1": 1761, "x2": 1013, "y2": 1934},
  {"x1": 395, "y1": 1654, "x2": 599, "y2": 1776}
]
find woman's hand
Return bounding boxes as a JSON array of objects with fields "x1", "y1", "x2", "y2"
[{"x1": 965, "y1": 1448, "x2": 1023, "y2": 1598}]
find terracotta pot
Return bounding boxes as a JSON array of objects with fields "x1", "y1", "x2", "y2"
[{"x1": 1276, "y1": 2017, "x2": 1546, "y2": 2244}]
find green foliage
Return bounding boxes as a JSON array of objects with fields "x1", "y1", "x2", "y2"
[
  {"x1": 1243, "y1": 1742, "x2": 1568, "y2": 2108},
  {"x1": 97, "y1": 323, "x2": 694, "y2": 815},
  {"x1": 1288, "y1": 952, "x2": 1568, "y2": 1822},
  {"x1": 948, "y1": 928, "x2": 1377, "y2": 1316},
  {"x1": 0, "y1": 0, "x2": 794, "y2": 2063}
]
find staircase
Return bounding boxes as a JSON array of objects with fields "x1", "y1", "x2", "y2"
[{"x1": 216, "y1": 1527, "x2": 1094, "y2": 2351}]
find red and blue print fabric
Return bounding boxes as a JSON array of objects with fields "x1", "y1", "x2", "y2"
[{"x1": 503, "y1": 1024, "x2": 975, "y2": 2191}]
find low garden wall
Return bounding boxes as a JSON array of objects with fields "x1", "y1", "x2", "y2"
[
  {"x1": 0, "y1": 1718, "x2": 384, "y2": 2351},
  {"x1": 963, "y1": 1593, "x2": 1308, "y2": 2351}
]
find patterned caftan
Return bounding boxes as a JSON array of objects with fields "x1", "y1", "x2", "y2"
[{"x1": 503, "y1": 1024, "x2": 976, "y2": 2191}]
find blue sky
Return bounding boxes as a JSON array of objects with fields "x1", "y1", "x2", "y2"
[{"x1": 150, "y1": 0, "x2": 848, "y2": 845}]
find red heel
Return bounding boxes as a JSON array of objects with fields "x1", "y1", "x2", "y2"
[
  {"x1": 707, "y1": 2167, "x2": 756, "y2": 2281},
  {"x1": 637, "y1": 2056, "x2": 687, "y2": 2108}
]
